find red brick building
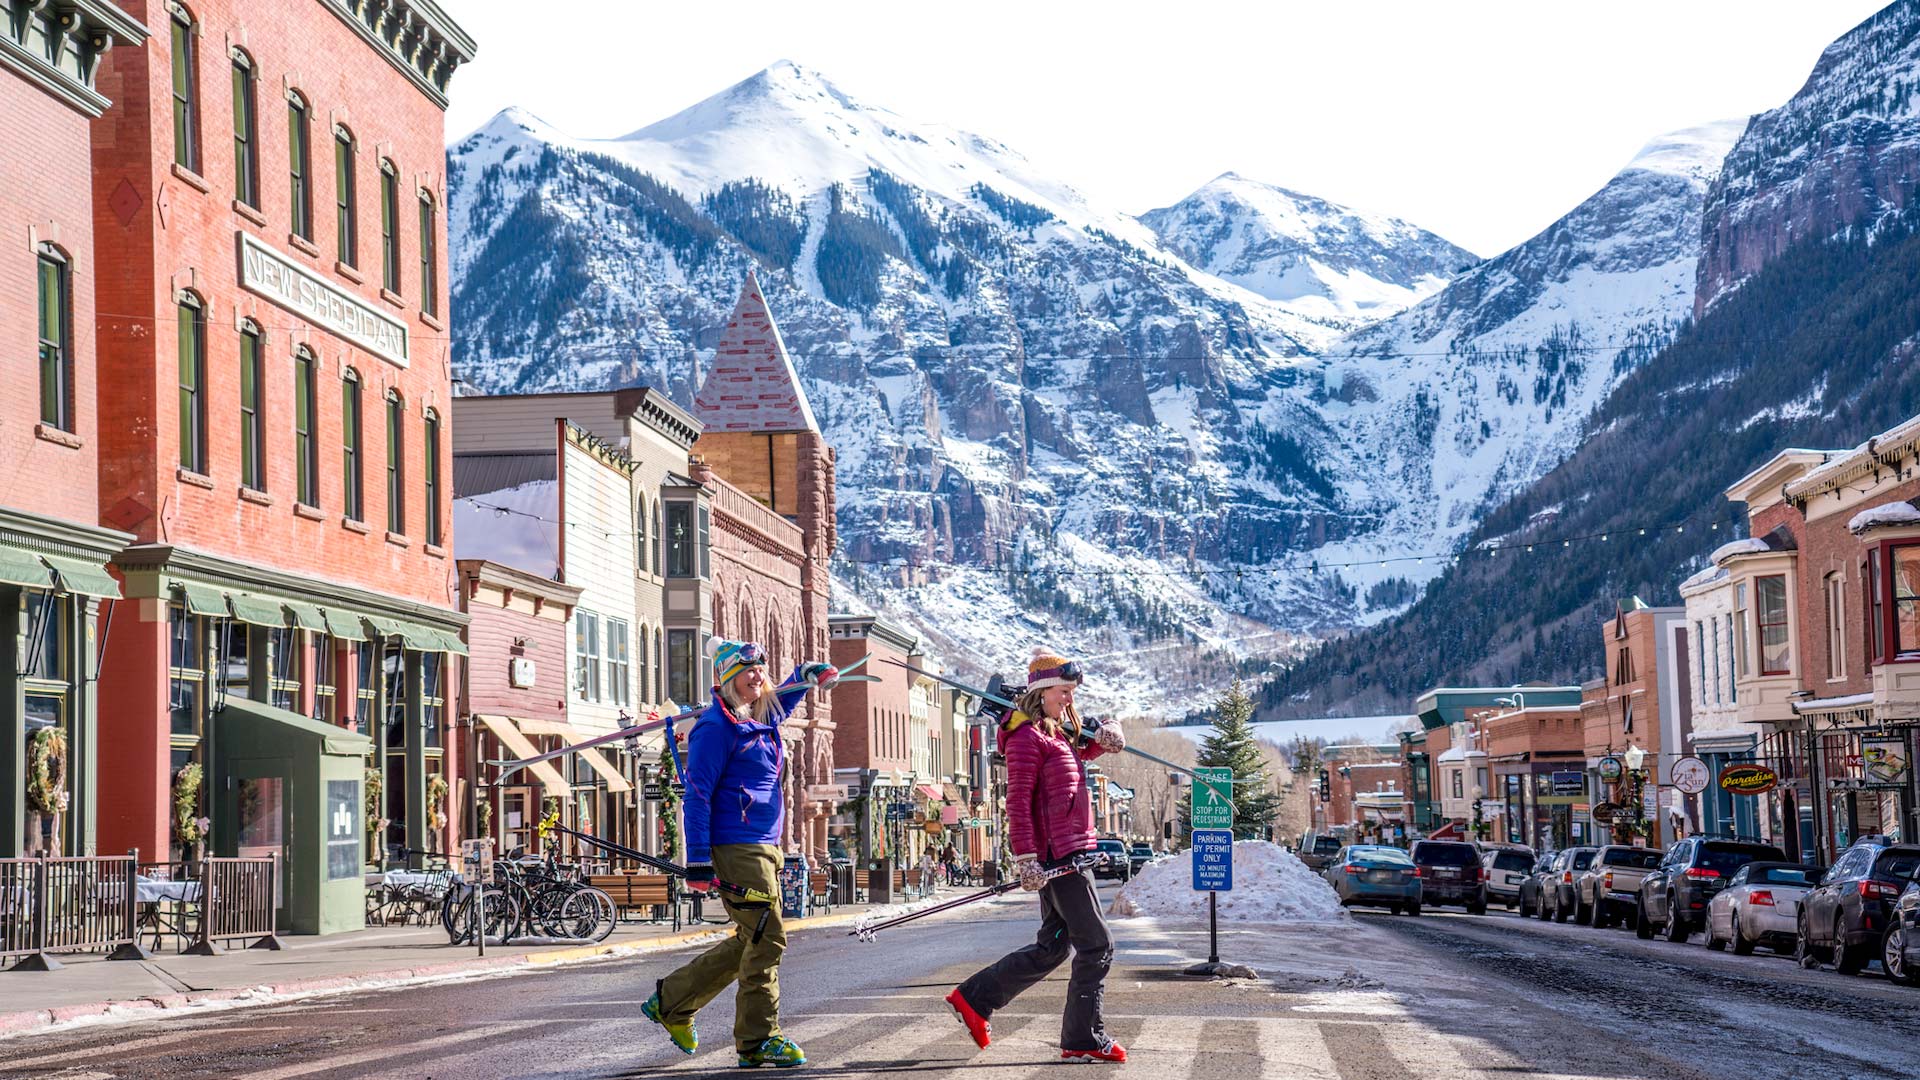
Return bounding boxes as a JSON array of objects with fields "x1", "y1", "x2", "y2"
[
  {"x1": 90, "y1": 0, "x2": 474, "y2": 933},
  {"x1": 828, "y1": 613, "x2": 920, "y2": 863},
  {"x1": 1483, "y1": 701, "x2": 1584, "y2": 849},
  {"x1": 1577, "y1": 601, "x2": 1688, "y2": 848},
  {"x1": 1, "y1": 0, "x2": 147, "y2": 858}
]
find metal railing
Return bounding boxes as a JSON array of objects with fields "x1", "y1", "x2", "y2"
[
  {"x1": 0, "y1": 852, "x2": 149, "y2": 971},
  {"x1": 186, "y1": 856, "x2": 281, "y2": 955}
]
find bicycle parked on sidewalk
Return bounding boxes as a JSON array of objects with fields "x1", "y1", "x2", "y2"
[{"x1": 440, "y1": 848, "x2": 615, "y2": 945}]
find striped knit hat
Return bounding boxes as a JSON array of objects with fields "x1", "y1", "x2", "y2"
[
  {"x1": 708, "y1": 635, "x2": 766, "y2": 688},
  {"x1": 1026, "y1": 647, "x2": 1081, "y2": 691}
]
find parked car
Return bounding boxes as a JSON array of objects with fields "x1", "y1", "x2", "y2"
[
  {"x1": 1705, "y1": 861, "x2": 1822, "y2": 956},
  {"x1": 1885, "y1": 868, "x2": 1920, "y2": 985},
  {"x1": 1798, "y1": 837, "x2": 1920, "y2": 975},
  {"x1": 1636, "y1": 838, "x2": 1786, "y2": 943},
  {"x1": 1092, "y1": 838, "x2": 1132, "y2": 881},
  {"x1": 1410, "y1": 839, "x2": 1487, "y2": 914},
  {"x1": 1516, "y1": 853, "x2": 1558, "y2": 918},
  {"x1": 1573, "y1": 846, "x2": 1663, "y2": 928},
  {"x1": 1297, "y1": 832, "x2": 1345, "y2": 871},
  {"x1": 1325, "y1": 845, "x2": 1422, "y2": 914},
  {"x1": 1482, "y1": 846, "x2": 1537, "y2": 910},
  {"x1": 1128, "y1": 842, "x2": 1154, "y2": 877},
  {"x1": 1541, "y1": 846, "x2": 1599, "y2": 922}
]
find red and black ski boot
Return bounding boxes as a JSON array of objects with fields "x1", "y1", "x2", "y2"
[{"x1": 945, "y1": 988, "x2": 990, "y2": 1049}]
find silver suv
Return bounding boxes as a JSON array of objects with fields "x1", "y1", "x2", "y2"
[{"x1": 1571, "y1": 845, "x2": 1663, "y2": 928}]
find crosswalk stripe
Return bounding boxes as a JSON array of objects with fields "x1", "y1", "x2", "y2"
[
  {"x1": 1131, "y1": 1015, "x2": 1200, "y2": 1066},
  {"x1": 1254, "y1": 1017, "x2": 1342, "y2": 1080},
  {"x1": 231, "y1": 1022, "x2": 526, "y2": 1080}
]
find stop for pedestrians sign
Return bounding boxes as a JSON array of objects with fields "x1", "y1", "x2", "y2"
[{"x1": 1191, "y1": 767, "x2": 1233, "y2": 830}]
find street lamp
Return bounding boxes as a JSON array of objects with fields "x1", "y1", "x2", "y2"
[{"x1": 1622, "y1": 744, "x2": 1650, "y2": 844}]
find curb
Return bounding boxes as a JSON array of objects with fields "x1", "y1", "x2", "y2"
[{"x1": 0, "y1": 902, "x2": 898, "y2": 1040}]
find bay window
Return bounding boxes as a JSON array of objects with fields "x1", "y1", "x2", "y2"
[
  {"x1": 1757, "y1": 574, "x2": 1790, "y2": 675},
  {"x1": 1894, "y1": 546, "x2": 1920, "y2": 657}
]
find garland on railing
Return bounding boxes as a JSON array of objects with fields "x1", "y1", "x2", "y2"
[
  {"x1": 172, "y1": 763, "x2": 208, "y2": 844},
  {"x1": 658, "y1": 741, "x2": 682, "y2": 861},
  {"x1": 26, "y1": 728, "x2": 68, "y2": 815}
]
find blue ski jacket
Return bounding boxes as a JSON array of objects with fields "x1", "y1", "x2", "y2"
[{"x1": 682, "y1": 667, "x2": 811, "y2": 864}]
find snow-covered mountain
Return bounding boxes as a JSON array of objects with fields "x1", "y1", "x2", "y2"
[
  {"x1": 1142, "y1": 173, "x2": 1476, "y2": 329},
  {"x1": 1698, "y1": 3, "x2": 1920, "y2": 312},
  {"x1": 1266, "y1": 118, "x2": 1747, "y2": 608},
  {"x1": 443, "y1": 59, "x2": 1745, "y2": 712}
]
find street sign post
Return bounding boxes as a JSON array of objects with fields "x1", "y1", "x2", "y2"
[
  {"x1": 1186, "y1": 828, "x2": 1234, "y2": 976},
  {"x1": 1191, "y1": 767, "x2": 1233, "y2": 831}
]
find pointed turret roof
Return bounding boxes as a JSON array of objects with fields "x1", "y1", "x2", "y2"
[{"x1": 693, "y1": 270, "x2": 818, "y2": 434}]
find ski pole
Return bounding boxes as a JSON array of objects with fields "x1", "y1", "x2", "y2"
[
  {"x1": 878, "y1": 659, "x2": 1234, "y2": 801},
  {"x1": 849, "y1": 854, "x2": 1108, "y2": 942}
]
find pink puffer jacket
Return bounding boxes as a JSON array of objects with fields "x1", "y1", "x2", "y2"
[{"x1": 1003, "y1": 713, "x2": 1109, "y2": 862}]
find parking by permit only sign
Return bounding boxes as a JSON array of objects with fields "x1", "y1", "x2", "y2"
[{"x1": 1191, "y1": 829, "x2": 1233, "y2": 891}]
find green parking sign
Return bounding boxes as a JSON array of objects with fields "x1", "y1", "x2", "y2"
[{"x1": 1191, "y1": 767, "x2": 1233, "y2": 830}]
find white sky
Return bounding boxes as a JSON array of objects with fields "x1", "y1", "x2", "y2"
[{"x1": 438, "y1": 1, "x2": 1890, "y2": 258}]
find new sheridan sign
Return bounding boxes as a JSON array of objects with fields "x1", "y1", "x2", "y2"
[{"x1": 237, "y1": 232, "x2": 409, "y2": 367}]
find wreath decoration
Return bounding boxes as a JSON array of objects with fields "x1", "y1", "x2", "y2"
[
  {"x1": 425, "y1": 774, "x2": 449, "y2": 832},
  {"x1": 26, "y1": 728, "x2": 68, "y2": 816}
]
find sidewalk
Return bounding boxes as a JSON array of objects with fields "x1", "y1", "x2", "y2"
[{"x1": 0, "y1": 890, "x2": 950, "y2": 1038}]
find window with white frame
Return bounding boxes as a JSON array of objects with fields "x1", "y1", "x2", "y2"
[
  {"x1": 606, "y1": 618, "x2": 630, "y2": 707},
  {"x1": 574, "y1": 610, "x2": 601, "y2": 702},
  {"x1": 1827, "y1": 572, "x2": 1846, "y2": 680}
]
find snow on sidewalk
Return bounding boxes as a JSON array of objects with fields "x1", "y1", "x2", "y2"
[{"x1": 1109, "y1": 840, "x2": 1349, "y2": 923}]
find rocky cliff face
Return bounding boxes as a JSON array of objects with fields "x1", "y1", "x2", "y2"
[{"x1": 1697, "y1": 3, "x2": 1920, "y2": 313}]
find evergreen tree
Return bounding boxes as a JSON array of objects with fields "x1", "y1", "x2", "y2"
[{"x1": 1177, "y1": 679, "x2": 1279, "y2": 842}]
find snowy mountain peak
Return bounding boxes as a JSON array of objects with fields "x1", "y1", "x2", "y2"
[
  {"x1": 1622, "y1": 117, "x2": 1748, "y2": 180},
  {"x1": 1142, "y1": 172, "x2": 1475, "y2": 326}
]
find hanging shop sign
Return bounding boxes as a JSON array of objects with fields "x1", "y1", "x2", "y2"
[
  {"x1": 1598, "y1": 756, "x2": 1624, "y2": 783},
  {"x1": 1863, "y1": 737, "x2": 1911, "y2": 787},
  {"x1": 1590, "y1": 802, "x2": 1619, "y2": 825},
  {"x1": 1718, "y1": 763, "x2": 1778, "y2": 796},
  {"x1": 1670, "y1": 757, "x2": 1710, "y2": 795}
]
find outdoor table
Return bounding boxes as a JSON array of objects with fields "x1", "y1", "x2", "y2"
[{"x1": 134, "y1": 875, "x2": 202, "y2": 951}]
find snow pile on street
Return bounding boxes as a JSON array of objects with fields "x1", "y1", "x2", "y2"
[
  {"x1": 1849, "y1": 501, "x2": 1920, "y2": 534},
  {"x1": 1110, "y1": 840, "x2": 1347, "y2": 923}
]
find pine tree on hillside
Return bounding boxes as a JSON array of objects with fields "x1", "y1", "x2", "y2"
[{"x1": 1177, "y1": 679, "x2": 1279, "y2": 842}]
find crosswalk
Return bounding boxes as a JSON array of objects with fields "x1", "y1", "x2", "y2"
[{"x1": 0, "y1": 997, "x2": 1639, "y2": 1080}]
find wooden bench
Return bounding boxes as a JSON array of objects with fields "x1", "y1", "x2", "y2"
[
  {"x1": 808, "y1": 870, "x2": 833, "y2": 914},
  {"x1": 588, "y1": 873, "x2": 678, "y2": 929},
  {"x1": 903, "y1": 868, "x2": 923, "y2": 896}
]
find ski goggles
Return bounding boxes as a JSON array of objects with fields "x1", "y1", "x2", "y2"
[
  {"x1": 731, "y1": 642, "x2": 767, "y2": 665},
  {"x1": 1030, "y1": 661, "x2": 1084, "y2": 684}
]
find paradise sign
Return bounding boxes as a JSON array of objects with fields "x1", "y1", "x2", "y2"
[{"x1": 1718, "y1": 763, "x2": 1778, "y2": 796}]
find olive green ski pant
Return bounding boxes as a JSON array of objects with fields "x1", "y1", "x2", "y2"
[{"x1": 655, "y1": 843, "x2": 787, "y2": 1052}]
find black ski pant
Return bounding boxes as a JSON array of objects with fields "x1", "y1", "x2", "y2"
[{"x1": 956, "y1": 864, "x2": 1112, "y2": 1051}]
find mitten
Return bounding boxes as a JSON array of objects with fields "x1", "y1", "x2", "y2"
[
  {"x1": 1094, "y1": 722, "x2": 1127, "y2": 753},
  {"x1": 801, "y1": 662, "x2": 840, "y2": 690},
  {"x1": 1016, "y1": 858, "x2": 1048, "y2": 892}
]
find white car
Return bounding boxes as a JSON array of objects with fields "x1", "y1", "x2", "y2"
[
  {"x1": 1481, "y1": 846, "x2": 1536, "y2": 908},
  {"x1": 1705, "y1": 861, "x2": 1822, "y2": 955}
]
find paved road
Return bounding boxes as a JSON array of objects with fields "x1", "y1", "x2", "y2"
[{"x1": 6, "y1": 886, "x2": 1920, "y2": 1079}]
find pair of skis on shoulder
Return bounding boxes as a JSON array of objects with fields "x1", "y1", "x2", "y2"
[{"x1": 489, "y1": 653, "x2": 876, "y2": 781}]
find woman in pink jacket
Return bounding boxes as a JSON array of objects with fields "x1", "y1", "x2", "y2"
[{"x1": 945, "y1": 648, "x2": 1128, "y2": 1064}]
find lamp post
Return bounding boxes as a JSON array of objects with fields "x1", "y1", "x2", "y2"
[{"x1": 1623, "y1": 744, "x2": 1649, "y2": 845}]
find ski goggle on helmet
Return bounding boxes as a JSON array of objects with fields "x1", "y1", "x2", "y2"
[{"x1": 1029, "y1": 660, "x2": 1084, "y2": 685}]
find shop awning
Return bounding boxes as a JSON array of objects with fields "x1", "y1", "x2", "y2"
[
  {"x1": 214, "y1": 694, "x2": 371, "y2": 756},
  {"x1": 173, "y1": 581, "x2": 227, "y2": 616},
  {"x1": 475, "y1": 715, "x2": 571, "y2": 798},
  {"x1": 283, "y1": 600, "x2": 326, "y2": 631},
  {"x1": 320, "y1": 607, "x2": 366, "y2": 641},
  {"x1": 39, "y1": 554, "x2": 120, "y2": 598},
  {"x1": 228, "y1": 593, "x2": 288, "y2": 626},
  {"x1": 0, "y1": 545, "x2": 53, "y2": 589},
  {"x1": 917, "y1": 785, "x2": 943, "y2": 802},
  {"x1": 518, "y1": 719, "x2": 631, "y2": 792},
  {"x1": 417, "y1": 624, "x2": 469, "y2": 656}
]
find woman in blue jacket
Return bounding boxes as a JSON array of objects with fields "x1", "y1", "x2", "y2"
[{"x1": 643, "y1": 637, "x2": 834, "y2": 1069}]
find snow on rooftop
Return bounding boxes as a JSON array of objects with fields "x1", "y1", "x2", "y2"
[
  {"x1": 1710, "y1": 538, "x2": 1773, "y2": 564},
  {"x1": 1849, "y1": 500, "x2": 1920, "y2": 534},
  {"x1": 1679, "y1": 563, "x2": 1728, "y2": 592}
]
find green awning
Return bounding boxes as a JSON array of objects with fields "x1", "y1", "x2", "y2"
[
  {"x1": 174, "y1": 582, "x2": 227, "y2": 616},
  {"x1": 361, "y1": 615, "x2": 405, "y2": 641},
  {"x1": 40, "y1": 554, "x2": 122, "y2": 599},
  {"x1": 214, "y1": 695, "x2": 371, "y2": 757},
  {"x1": 283, "y1": 601, "x2": 326, "y2": 631},
  {"x1": 418, "y1": 625, "x2": 468, "y2": 656},
  {"x1": 320, "y1": 608, "x2": 366, "y2": 641},
  {"x1": 394, "y1": 621, "x2": 440, "y2": 651},
  {"x1": 227, "y1": 593, "x2": 288, "y2": 626},
  {"x1": 0, "y1": 545, "x2": 55, "y2": 589}
]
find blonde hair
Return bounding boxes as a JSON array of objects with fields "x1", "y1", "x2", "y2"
[
  {"x1": 721, "y1": 671, "x2": 775, "y2": 723},
  {"x1": 1014, "y1": 685, "x2": 1079, "y2": 741}
]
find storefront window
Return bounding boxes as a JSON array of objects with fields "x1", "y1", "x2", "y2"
[
  {"x1": 218, "y1": 619, "x2": 251, "y2": 700},
  {"x1": 312, "y1": 632, "x2": 336, "y2": 722},
  {"x1": 667, "y1": 630, "x2": 696, "y2": 706},
  {"x1": 1894, "y1": 546, "x2": 1920, "y2": 658},
  {"x1": 168, "y1": 603, "x2": 203, "y2": 737},
  {"x1": 267, "y1": 626, "x2": 300, "y2": 710},
  {"x1": 1757, "y1": 574, "x2": 1790, "y2": 675},
  {"x1": 421, "y1": 651, "x2": 443, "y2": 749}
]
